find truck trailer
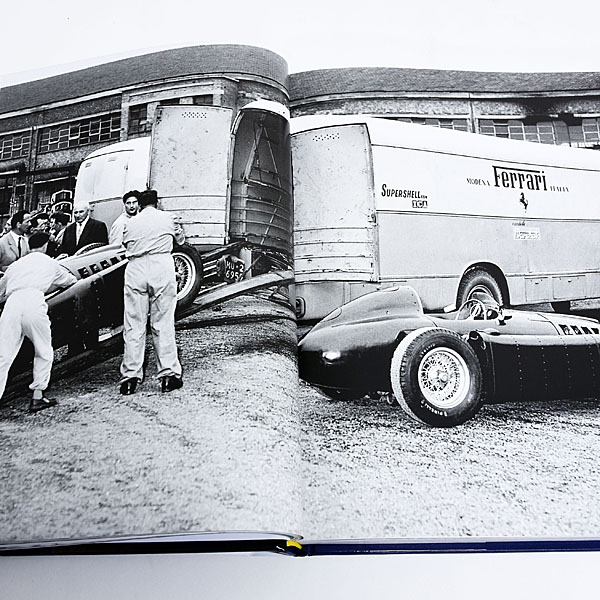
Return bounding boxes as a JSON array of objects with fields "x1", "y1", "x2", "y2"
[
  {"x1": 291, "y1": 115, "x2": 600, "y2": 321},
  {"x1": 74, "y1": 100, "x2": 293, "y2": 304}
]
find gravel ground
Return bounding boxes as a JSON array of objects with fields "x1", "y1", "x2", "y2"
[
  {"x1": 0, "y1": 295, "x2": 303, "y2": 543},
  {"x1": 298, "y1": 383, "x2": 600, "y2": 540},
  {"x1": 2, "y1": 296, "x2": 600, "y2": 545}
]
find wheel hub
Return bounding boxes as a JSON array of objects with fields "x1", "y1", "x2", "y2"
[{"x1": 418, "y1": 347, "x2": 470, "y2": 409}]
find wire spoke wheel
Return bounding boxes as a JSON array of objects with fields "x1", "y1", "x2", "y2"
[
  {"x1": 171, "y1": 244, "x2": 203, "y2": 308},
  {"x1": 418, "y1": 347, "x2": 470, "y2": 410},
  {"x1": 390, "y1": 328, "x2": 483, "y2": 427},
  {"x1": 174, "y1": 253, "x2": 194, "y2": 299}
]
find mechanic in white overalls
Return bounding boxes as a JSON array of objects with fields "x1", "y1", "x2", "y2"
[
  {"x1": 0, "y1": 231, "x2": 77, "y2": 412},
  {"x1": 119, "y1": 189, "x2": 185, "y2": 395}
]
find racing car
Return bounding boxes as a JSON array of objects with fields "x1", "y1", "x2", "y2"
[
  {"x1": 1, "y1": 242, "x2": 203, "y2": 358},
  {"x1": 298, "y1": 286, "x2": 600, "y2": 427}
]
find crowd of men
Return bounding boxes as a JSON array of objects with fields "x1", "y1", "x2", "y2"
[{"x1": 0, "y1": 189, "x2": 185, "y2": 413}]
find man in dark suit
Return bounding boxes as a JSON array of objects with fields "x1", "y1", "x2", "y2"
[
  {"x1": 46, "y1": 211, "x2": 70, "y2": 258},
  {"x1": 0, "y1": 210, "x2": 31, "y2": 272},
  {"x1": 59, "y1": 201, "x2": 108, "y2": 256}
]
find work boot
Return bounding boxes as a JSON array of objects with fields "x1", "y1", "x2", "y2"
[
  {"x1": 119, "y1": 378, "x2": 139, "y2": 395},
  {"x1": 29, "y1": 397, "x2": 57, "y2": 413},
  {"x1": 161, "y1": 375, "x2": 183, "y2": 393}
]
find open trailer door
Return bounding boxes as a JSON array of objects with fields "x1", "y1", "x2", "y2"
[
  {"x1": 291, "y1": 118, "x2": 378, "y2": 320},
  {"x1": 149, "y1": 105, "x2": 233, "y2": 250},
  {"x1": 229, "y1": 101, "x2": 293, "y2": 274}
]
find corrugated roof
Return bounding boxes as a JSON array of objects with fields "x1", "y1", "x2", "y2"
[
  {"x1": 288, "y1": 67, "x2": 600, "y2": 100},
  {"x1": 0, "y1": 45, "x2": 288, "y2": 115}
]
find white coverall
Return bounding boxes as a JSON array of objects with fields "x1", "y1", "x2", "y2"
[
  {"x1": 0, "y1": 252, "x2": 77, "y2": 399},
  {"x1": 108, "y1": 212, "x2": 130, "y2": 246},
  {"x1": 120, "y1": 206, "x2": 185, "y2": 382}
]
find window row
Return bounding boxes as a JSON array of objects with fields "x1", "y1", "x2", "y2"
[
  {"x1": 4, "y1": 112, "x2": 600, "y2": 162},
  {"x1": 478, "y1": 118, "x2": 600, "y2": 146},
  {"x1": 38, "y1": 113, "x2": 121, "y2": 153},
  {"x1": 393, "y1": 117, "x2": 470, "y2": 131},
  {"x1": 389, "y1": 116, "x2": 600, "y2": 147},
  {"x1": 0, "y1": 132, "x2": 31, "y2": 160}
]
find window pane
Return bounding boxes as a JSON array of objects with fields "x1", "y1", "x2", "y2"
[{"x1": 38, "y1": 113, "x2": 120, "y2": 153}]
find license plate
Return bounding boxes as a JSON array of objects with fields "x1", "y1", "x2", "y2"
[{"x1": 223, "y1": 255, "x2": 245, "y2": 283}]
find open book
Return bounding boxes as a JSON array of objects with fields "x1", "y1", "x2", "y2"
[{"x1": 2, "y1": 102, "x2": 600, "y2": 547}]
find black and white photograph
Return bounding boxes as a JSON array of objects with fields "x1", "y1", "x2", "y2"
[{"x1": 3, "y1": 0, "x2": 600, "y2": 595}]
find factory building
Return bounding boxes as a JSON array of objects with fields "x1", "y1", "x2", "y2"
[
  {"x1": 2, "y1": 44, "x2": 600, "y2": 226},
  {"x1": 0, "y1": 45, "x2": 288, "y2": 225},
  {"x1": 289, "y1": 68, "x2": 600, "y2": 147}
]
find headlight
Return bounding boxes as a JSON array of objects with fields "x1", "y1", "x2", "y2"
[{"x1": 322, "y1": 350, "x2": 342, "y2": 362}]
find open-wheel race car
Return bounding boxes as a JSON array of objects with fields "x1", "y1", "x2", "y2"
[
  {"x1": 1, "y1": 242, "x2": 203, "y2": 359},
  {"x1": 298, "y1": 286, "x2": 600, "y2": 427}
]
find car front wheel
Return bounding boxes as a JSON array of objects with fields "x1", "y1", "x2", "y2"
[{"x1": 390, "y1": 328, "x2": 483, "y2": 427}]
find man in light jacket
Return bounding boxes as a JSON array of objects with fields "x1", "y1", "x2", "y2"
[
  {"x1": 119, "y1": 189, "x2": 185, "y2": 395},
  {"x1": 109, "y1": 190, "x2": 140, "y2": 246}
]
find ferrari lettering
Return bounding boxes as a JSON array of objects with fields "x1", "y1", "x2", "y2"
[
  {"x1": 493, "y1": 166, "x2": 547, "y2": 191},
  {"x1": 76, "y1": 254, "x2": 126, "y2": 279}
]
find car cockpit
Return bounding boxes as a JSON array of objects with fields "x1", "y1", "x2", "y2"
[{"x1": 455, "y1": 291, "x2": 502, "y2": 321}]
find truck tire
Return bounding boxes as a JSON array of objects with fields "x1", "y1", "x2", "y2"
[
  {"x1": 173, "y1": 244, "x2": 203, "y2": 309},
  {"x1": 390, "y1": 328, "x2": 483, "y2": 427},
  {"x1": 457, "y1": 268, "x2": 504, "y2": 307}
]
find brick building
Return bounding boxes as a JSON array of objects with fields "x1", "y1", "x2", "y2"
[
  {"x1": 0, "y1": 45, "x2": 288, "y2": 226},
  {"x1": 288, "y1": 67, "x2": 600, "y2": 145},
  {"x1": 2, "y1": 45, "x2": 600, "y2": 226}
]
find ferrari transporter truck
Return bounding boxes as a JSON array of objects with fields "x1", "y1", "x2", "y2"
[
  {"x1": 74, "y1": 101, "x2": 293, "y2": 307},
  {"x1": 291, "y1": 115, "x2": 600, "y2": 321}
]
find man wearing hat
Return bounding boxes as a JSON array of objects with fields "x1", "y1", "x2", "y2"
[
  {"x1": 0, "y1": 231, "x2": 77, "y2": 412},
  {"x1": 119, "y1": 189, "x2": 185, "y2": 395},
  {"x1": 59, "y1": 200, "x2": 108, "y2": 256}
]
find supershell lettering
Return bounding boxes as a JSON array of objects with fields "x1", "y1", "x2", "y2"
[{"x1": 381, "y1": 184, "x2": 428, "y2": 200}]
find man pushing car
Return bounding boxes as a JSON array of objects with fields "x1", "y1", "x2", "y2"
[{"x1": 0, "y1": 232, "x2": 77, "y2": 412}]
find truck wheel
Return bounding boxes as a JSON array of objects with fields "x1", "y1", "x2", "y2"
[
  {"x1": 457, "y1": 268, "x2": 504, "y2": 307},
  {"x1": 173, "y1": 244, "x2": 203, "y2": 308},
  {"x1": 390, "y1": 328, "x2": 483, "y2": 427}
]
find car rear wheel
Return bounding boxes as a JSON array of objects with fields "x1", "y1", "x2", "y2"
[
  {"x1": 457, "y1": 268, "x2": 504, "y2": 308},
  {"x1": 173, "y1": 244, "x2": 203, "y2": 309},
  {"x1": 390, "y1": 328, "x2": 483, "y2": 427}
]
